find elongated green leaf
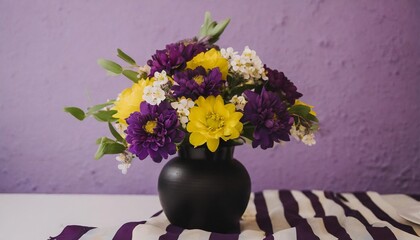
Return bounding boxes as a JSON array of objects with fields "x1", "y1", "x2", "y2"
[
  {"x1": 117, "y1": 49, "x2": 136, "y2": 65},
  {"x1": 95, "y1": 137, "x2": 126, "y2": 160},
  {"x1": 122, "y1": 70, "x2": 139, "y2": 83},
  {"x1": 96, "y1": 137, "x2": 104, "y2": 144},
  {"x1": 106, "y1": 71, "x2": 120, "y2": 76},
  {"x1": 288, "y1": 105, "x2": 311, "y2": 116},
  {"x1": 199, "y1": 11, "x2": 213, "y2": 37},
  {"x1": 208, "y1": 18, "x2": 230, "y2": 44},
  {"x1": 64, "y1": 107, "x2": 85, "y2": 121},
  {"x1": 230, "y1": 84, "x2": 255, "y2": 97},
  {"x1": 198, "y1": 11, "x2": 230, "y2": 44},
  {"x1": 307, "y1": 114, "x2": 319, "y2": 123},
  {"x1": 86, "y1": 101, "x2": 115, "y2": 116},
  {"x1": 93, "y1": 110, "x2": 117, "y2": 122},
  {"x1": 108, "y1": 122, "x2": 125, "y2": 143},
  {"x1": 97, "y1": 59, "x2": 123, "y2": 74},
  {"x1": 96, "y1": 137, "x2": 115, "y2": 145},
  {"x1": 289, "y1": 104, "x2": 319, "y2": 124}
]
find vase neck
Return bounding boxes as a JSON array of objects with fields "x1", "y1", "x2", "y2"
[{"x1": 178, "y1": 145, "x2": 235, "y2": 161}]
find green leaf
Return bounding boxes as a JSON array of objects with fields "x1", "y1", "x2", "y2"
[
  {"x1": 230, "y1": 84, "x2": 255, "y2": 97},
  {"x1": 227, "y1": 75, "x2": 242, "y2": 88},
  {"x1": 288, "y1": 105, "x2": 311, "y2": 118},
  {"x1": 198, "y1": 11, "x2": 230, "y2": 44},
  {"x1": 108, "y1": 122, "x2": 125, "y2": 143},
  {"x1": 96, "y1": 137, "x2": 104, "y2": 144},
  {"x1": 122, "y1": 70, "x2": 139, "y2": 83},
  {"x1": 117, "y1": 49, "x2": 136, "y2": 65},
  {"x1": 95, "y1": 137, "x2": 126, "y2": 160},
  {"x1": 310, "y1": 124, "x2": 320, "y2": 131},
  {"x1": 96, "y1": 137, "x2": 115, "y2": 145},
  {"x1": 208, "y1": 18, "x2": 230, "y2": 44},
  {"x1": 93, "y1": 110, "x2": 118, "y2": 122},
  {"x1": 289, "y1": 105, "x2": 318, "y2": 123},
  {"x1": 199, "y1": 11, "x2": 213, "y2": 37},
  {"x1": 86, "y1": 101, "x2": 115, "y2": 116},
  {"x1": 64, "y1": 107, "x2": 85, "y2": 121},
  {"x1": 106, "y1": 71, "x2": 120, "y2": 76},
  {"x1": 307, "y1": 114, "x2": 319, "y2": 123},
  {"x1": 97, "y1": 59, "x2": 123, "y2": 74}
]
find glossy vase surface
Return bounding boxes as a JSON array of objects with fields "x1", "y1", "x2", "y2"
[{"x1": 158, "y1": 144, "x2": 251, "y2": 233}]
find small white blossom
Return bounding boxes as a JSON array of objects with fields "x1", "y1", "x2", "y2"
[
  {"x1": 290, "y1": 124, "x2": 304, "y2": 141},
  {"x1": 221, "y1": 47, "x2": 238, "y2": 60},
  {"x1": 222, "y1": 46, "x2": 268, "y2": 83},
  {"x1": 143, "y1": 85, "x2": 166, "y2": 105},
  {"x1": 229, "y1": 95, "x2": 247, "y2": 111},
  {"x1": 137, "y1": 65, "x2": 151, "y2": 78},
  {"x1": 116, "y1": 152, "x2": 134, "y2": 174},
  {"x1": 171, "y1": 97, "x2": 195, "y2": 128},
  {"x1": 302, "y1": 133, "x2": 316, "y2": 146},
  {"x1": 290, "y1": 124, "x2": 316, "y2": 146},
  {"x1": 153, "y1": 70, "x2": 169, "y2": 86}
]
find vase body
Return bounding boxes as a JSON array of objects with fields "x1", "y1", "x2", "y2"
[{"x1": 158, "y1": 144, "x2": 251, "y2": 233}]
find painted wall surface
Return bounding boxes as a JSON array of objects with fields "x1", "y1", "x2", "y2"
[{"x1": 1, "y1": 0, "x2": 419, "y2": 194}]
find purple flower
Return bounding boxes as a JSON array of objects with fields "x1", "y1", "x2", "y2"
[
  {"x1": 265, "y1": 66, "x2": 302, "y2": 105},
  {"x1": 125, "y1": 102, "x2": 185, "y2": 162},
  {"x1": 147, "y1": 41, "x2": 206, "y2": 76},
  {"x1": 171, "y1": 66, "x2": 224, "y2": 100},
  {"x1": 242, "y1": 88, "x2": 293, "y2": 149}
]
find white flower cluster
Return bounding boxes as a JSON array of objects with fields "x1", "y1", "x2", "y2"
[
  {"x1": 137, "y1": 65, "x2": 151, "y2": 78},
  {"x1": 170, "y1": 97, "x2": 195, "y2": 128},
  {"x1": 229, "y1": 95, "x2": 247, "y2": 111},
  {"x1": 290, "y1": 124, "x2": 316, "y2": 146},
  {"x1": 116, "y1": 152, "x2": 134, "y2": 174},
  {"x1": 221, "y1": 46, "x2": 268, "y2": 83},
  {"x1": 143, "y1": 71, "x2": 169, "y2": 105}
]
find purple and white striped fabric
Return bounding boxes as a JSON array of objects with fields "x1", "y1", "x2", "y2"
[{"x1": 49, "y1": 190, "x2": 420, "y2": 240}]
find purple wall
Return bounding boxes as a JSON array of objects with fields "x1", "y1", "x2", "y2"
[{"x1": 1, "y1": 0, "x2": 419, "y2": 194}]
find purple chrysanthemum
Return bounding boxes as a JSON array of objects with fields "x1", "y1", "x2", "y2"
[
  {"x1": 125, "y1": 102, "x2": 185, "y2": 162},
  {"x1": 265, "y1": 66, "x2": 302, "y2": 105},
  {"x1": 147, "y1": 41, "x2": 206, "y2": 76},
  {"x1": 171, "y1": 66, "x2": 224, "y2": 100},
  {"x1": 242, "y1": 88, "x2": 294, "y2": 149}
]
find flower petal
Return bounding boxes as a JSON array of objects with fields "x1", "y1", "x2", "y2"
[
  {"x1": 206, "y1": 138, "x2": 219, "y2": 152},
  {"x1": 189, "y1": 132, "x2": 206, "y2": 147}
]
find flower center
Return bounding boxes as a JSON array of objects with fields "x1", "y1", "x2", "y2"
[
  {"x1": 206, "y1": 113, "x2": 224, "y2": 131},
  {"x1": 193, "y1": 75, "x2": 204, "y2": 85},
  {"x1": 144, "y1": 120, "x2": 157, "y2": 134}
]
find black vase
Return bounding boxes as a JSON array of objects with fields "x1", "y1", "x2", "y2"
[{"x1": 158, "y1": 143, "x2": 251, "y2": 233}]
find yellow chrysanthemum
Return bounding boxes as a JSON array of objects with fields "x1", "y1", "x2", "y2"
[
  {"x1": 294, "y1": 100, "x2": 317, "y2": 116},
  {"x1": 112, "y1": 79, "x2": 153, "y2": 125},
  {"x1": 187, "y1": 95, "x2": 243, "y2": 152},
  {"x1": 186, "y1": 48, "x2": 229, "y2": 80}
]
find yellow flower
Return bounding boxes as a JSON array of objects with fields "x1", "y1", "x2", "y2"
[
  {"x1": 112, "y1": 79, "x2": 153, "y2": 125},
  {"x1": 187, "y1": 95, "x2": 243, "y2": 152},
  {"x1": 294, "y1": 100, "x2": 317, "y2": 116},
  {"x1": 186, "y1": 48, "x2": 229, "y2": 80}
]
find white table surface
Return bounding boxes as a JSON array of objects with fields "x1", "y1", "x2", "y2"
[{"x1": 0, "y1": 194, "x2": 411, "y2": 240}]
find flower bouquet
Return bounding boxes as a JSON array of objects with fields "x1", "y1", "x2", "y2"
[{"x1": 65, "y1": 12, "x2": 319, "y2": 232}]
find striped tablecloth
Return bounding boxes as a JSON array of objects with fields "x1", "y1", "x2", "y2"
[{"x1": 49, "y1": 190, "x2": 420, "y2": 240}]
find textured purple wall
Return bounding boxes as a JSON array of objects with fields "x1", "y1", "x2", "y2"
[{"x1": 1, "y1": 0, "x2": 419, "y2": 194}]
